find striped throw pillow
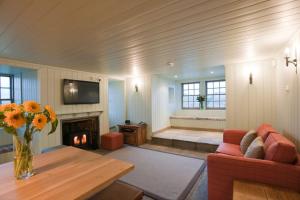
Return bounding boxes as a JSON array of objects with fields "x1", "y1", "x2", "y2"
[
  {"x1": 240, "y1": 130, "x2": 257, "y2": 154},
  {"x1": 244, "y1": 136, "x2": 265, "y2": 159}
]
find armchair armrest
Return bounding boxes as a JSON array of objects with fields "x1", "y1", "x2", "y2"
[
  {"x1": 207, "y1": 153, "x2": 300, "y2": 200},
  {"x1": 223, "y1": 129, "x2": 247, "y2": 145}
]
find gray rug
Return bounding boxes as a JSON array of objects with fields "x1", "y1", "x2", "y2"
[{"x1": 108, "y1": 146, "x2": 205, "y2": 200}]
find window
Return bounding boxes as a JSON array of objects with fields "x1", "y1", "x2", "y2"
[
  {"x1": 206, "y1": 80, "x2": 226, "y2": 109},
  {"x1": 0, "y1": 74, "x2": 14, "y2": 104},
  {"x1": 182, "y1": 82, "x2": 200, "y2": 109}
]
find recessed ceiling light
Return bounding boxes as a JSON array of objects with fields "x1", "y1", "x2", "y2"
[
  {"x1": 174, "y1": 75, "x2": 178, "y2": 78},
  {"x1": 210, "y1": 71, "x2": 214, "y2": 74},
  {"x1": 167, "y1": 62, "x2": 175, "y2": 67}
]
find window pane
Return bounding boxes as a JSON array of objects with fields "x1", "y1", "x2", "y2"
[
  {"x1": 189, "y1": 84, "x2": 194, "y2": 89},
  {"x1": 189, "y1": 90, "x2": 194, "y2": 95},
  {"x1": 220, "y1": 81, "x2": 226, "y2": 87},
  {"x1": 207, "y1": 82, "x2": 213, "y2": 88},
  {"x1": 213, "y1": 82, "x2": 219, "y2": 88},
  {"x1": 220, "y1": 101, "x2": 226, "y2": 108},
  {"x1": 207, "y1": 102, "x2": 213, "y2": 108},
  {"x1": 214, "y1": 101, "x2": 220, "y2": 107},
  {"x1": 0, "y1": 77, "x2": 10, "y2": 88},
  {"x1": 1, "y1": 100, "x2": 11, "y2": 104},
  {"x1": 207, "y1": 89, "x2": 213, "y2": 94},
  {"x1": 183, "y1": 84, "x2": 188, "y2": 90},
  {"x1": 194, "y1": 102, "x2": 199, "y2": 107},
  {"x1": 194, "y1": 90, "x2": 199, "y2": 95},
  {"x1": 214, "y1": 88, "x2": 220, "y2": 94},
  {"x1": 189, "y1": 102, "x2": 193, "y2": 108},
  {"x1": 1, "y1": 88, "x2": 10, "y2": 99},
  {"x1": 194, "y1": 83, "x2": 200, "y2": 89},
  {"x1": 213, "y1": 95, "x2": 219, "y2": 101},
  {"x1": 183, "y1": 96, "x2": 188, "y2": 102},
  {"x1": 189, "y1": 96, "x2": 194, "y2": 101},
  {"x1": 220, "y1": 95, "x2": 226, "y2": 101},
  {"x1": 207, "y1": 95, "x2": 213, "y2": 101},
  {"x1": 183, "y1": 90, "x2": 189, "y2": 95},
  {"x1": 193, "y1": 96, "x2": 198, "y2": 101},
  {"x1": 220, "y1": 88, "x2": 226, "y2": 94}
]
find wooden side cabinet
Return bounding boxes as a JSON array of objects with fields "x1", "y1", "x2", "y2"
[{"x1": 118, "y1": 124, "x2": 147, "y2": 146}]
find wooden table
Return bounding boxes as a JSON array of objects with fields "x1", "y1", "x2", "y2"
[
  {"x1": 118, "y1": 124, "x2": 147, "y2": 146},
  {"x1": 233, "y1": 180, "x2": 300, "y2": 200},
  {"x1": 0, "y1": 146, "x2": 134, "y2": 200}
]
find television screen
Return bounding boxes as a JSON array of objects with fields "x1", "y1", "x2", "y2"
[{"x1": 63, "y1": 79, "x2": 100, "y2": 104}]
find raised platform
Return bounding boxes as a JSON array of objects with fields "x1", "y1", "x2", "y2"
[{"x1": 151, "y1": 128, "x2": 223, "y2": 152}]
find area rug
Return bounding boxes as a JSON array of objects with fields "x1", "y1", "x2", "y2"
[{"x1": 108, "y1": 146, "x2": 205, "y2": 200}]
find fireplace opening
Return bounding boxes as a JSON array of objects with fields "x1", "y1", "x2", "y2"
[{"x1": 62, "y1": 117, "x2": 99, "y2": 149}]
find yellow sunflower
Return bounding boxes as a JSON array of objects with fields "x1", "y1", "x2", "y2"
[
  {"x1": 32, "y1": 114, "x2": 47, "y2": 130},
  {"x1": 23, "y1": 101, "x2": 41, "y2": 113},
  {"x1": 4, "y1": 110, "x2": 26, "y2": 129},
  {"x1": 45, "y1": 105, "x2": 57, "y2": 122},
  {"x1": 1, "y1": 103, "x2": 20, "y2": 111}
]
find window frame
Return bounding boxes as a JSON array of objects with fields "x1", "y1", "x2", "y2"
[
  {"x1": 205, "y1": 79, "x2": 226, "y2": 110},
  {"x1": 181, "y1": 82, "x2": 201, "y2": 110},
  {"x1": 0, "y1": 74, "x2": 14, "y2": 104}
]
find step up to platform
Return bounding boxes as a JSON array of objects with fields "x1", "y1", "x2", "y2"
[{"x1": 151, "y1": 137, "x2": 218, "y2": 152}]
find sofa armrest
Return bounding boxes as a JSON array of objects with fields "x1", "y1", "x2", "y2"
[
  {"x1": 223, "y1": 129, "x2": 247, "y2": 144},
  {"x1": 207, "y1": 153, "x2": 300, "y2": 200}
]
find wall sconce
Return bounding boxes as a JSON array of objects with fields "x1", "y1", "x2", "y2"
[
  {"x1": 249, "y1": 73, "x2": 253, "y2": 85},
  {"x1": 284, "y1": 48, "x2": 297, "y2": 74},
  {"x1": 134, "y1": 84, "x2": 139, "y2": 92}
]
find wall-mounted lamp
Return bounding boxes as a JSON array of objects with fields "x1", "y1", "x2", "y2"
[
  {"x1": 284, "y1": 48, "x2": 297, "y2": 74},
  {"x1": 134, "y1": 84, "x2": 139, "y2": 92},
  {"x1": 249, "y1": 73, "x2": 253, "y2": 85}
]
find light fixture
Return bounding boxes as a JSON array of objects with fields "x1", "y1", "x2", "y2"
[
  {"x1": 167, "y1": 62, "x2": 175, "y2": 67},
  {"x1": 174, "y1": 75, "x2": 178, "y2": 79},
  {"x1": 284, "y1": 48, "x2": 297, "y2": 73},
  {"x1": 210, "y1": 71, "x2": 214, "y2": 74},
  {"x1": 249, "y1": 73, "x2": 253, "y2": 85},
  {"x1": 134, "y1": 84, "x2": 139, "y2": 92}
]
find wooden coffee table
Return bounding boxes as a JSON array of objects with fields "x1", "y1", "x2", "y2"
[
  {"x1": 0, "y1": 146, "x2": 134, "y2": 200},
  {"x1": 233, "y1": 180, "x2": 300, "y2": 200}
]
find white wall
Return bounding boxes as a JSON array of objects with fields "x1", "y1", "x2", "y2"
[
  {"x1": 151, "y1": 75, "x2": 176, "y2": 132},
  {"x1": 225, "y1": 59, "x2": 277, "y2": 130},
  {"x1": 0, "y1": 58, "x2": 110, "y2": 153},
  {"x1": 108, "y1": 80, "x2": 125, "y2": 128},
  {"x1": 126, "y1": 75, "x2": 152, "y2": 139},
  {"x1": 275, "y1": 31, "x2": 300, "y2": 151},
  {"x1": 174, "y1": 76, "x2": 226, "y2": 118}
]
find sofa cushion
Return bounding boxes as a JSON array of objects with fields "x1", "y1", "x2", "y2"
[
  {"x1": 264, "y1": 133, "x2": 297, "y2": 164},
  {"x1": 244, "y1": 136, "x2": 265, "y2": 159},
  {"x1": 216, "y1": 143, "x2": 243, "y2": 157},
  {"x1": 240, "y1": 130, "x2": 257, "y2": 154},
  {"x1": 256, "y1": 124, "x2": 277, "y2": 141}
]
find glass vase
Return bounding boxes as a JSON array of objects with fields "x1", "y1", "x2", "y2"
[{"x1": 13, "y1": 136, "x2": 34, "y2": 180}]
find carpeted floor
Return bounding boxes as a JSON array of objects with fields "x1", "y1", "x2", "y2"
[{"x1": 107, "y1": 146, "x2": 206, "y2": 200}]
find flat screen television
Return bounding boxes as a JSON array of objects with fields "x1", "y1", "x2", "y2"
[{"x1": 63, "y1": 79, "x2": 100, "y2": 104}]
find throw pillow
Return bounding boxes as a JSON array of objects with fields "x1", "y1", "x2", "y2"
[
  {"x1": 240, "y1": 130, "x2": 257, "y2": 154},
  {"x1": 244, "y1": 136, "x2": 265, "y2": 159}
]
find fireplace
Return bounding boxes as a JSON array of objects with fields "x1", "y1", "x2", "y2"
[{"x1": 62, "y1": 117, "x2": 99, "y2": 149}]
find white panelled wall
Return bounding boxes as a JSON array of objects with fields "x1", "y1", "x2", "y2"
[
  {"x1": 225, "y1": 59, "x2": 277, "y2": 130},
  {"x1": 126, "y1": 75, "x2": 152, "y2": 139},
  {"x1": 0, "y1": 58, "x2": 110, "y2": 153},
  {"x1": 275, "y1": 31, "x2": 300, "y2": 151},
  {"x1": 151, "y1": 75, "x2": 176, "y2": 132}
]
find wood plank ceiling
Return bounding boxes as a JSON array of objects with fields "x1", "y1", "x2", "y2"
[{"x1": 0, "y1": 0, "x2": 300, "y2": 78}]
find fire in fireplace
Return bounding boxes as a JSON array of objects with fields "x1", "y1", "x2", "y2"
[{"x1": 62, "y1": 117, "x2": 99, "y2": 149}]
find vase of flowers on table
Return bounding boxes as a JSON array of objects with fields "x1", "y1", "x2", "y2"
[
  {"x1": 0, "y1": 101, "x2": 58, "y2": 180},
  {"x1": 196, "y1": 95, "x2": 206, "y2": 110}
]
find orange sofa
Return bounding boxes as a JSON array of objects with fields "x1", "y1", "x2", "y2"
[{"x1": 207, "y1": 124, "x2": 300, "y2": 200}]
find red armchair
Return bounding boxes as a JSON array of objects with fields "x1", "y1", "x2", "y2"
[{"x1": 207, "y1": 126, "x2": 300, "y2": 200}]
